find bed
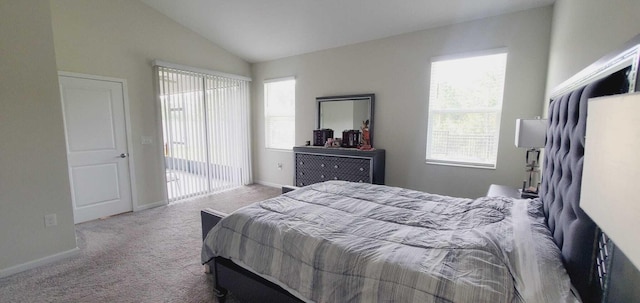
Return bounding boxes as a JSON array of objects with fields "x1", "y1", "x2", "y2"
[
  {"x1": 201, "y1": 36, "x2": 640, "y2": 303},
  {"x1": 204, "y1": 181, "x2": 579, "y2": 302}
]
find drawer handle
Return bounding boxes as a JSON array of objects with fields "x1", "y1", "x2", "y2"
[
  {"x1": 334, "y1": 165, "x2": 339, "y2": 169},
  {"x1": 359, "y1": 167, "x2": 364, "y2": 171},
  {"x1": 320, "y1": 164, "x2": 325, "y2": 167},
  {"x1": 320, "y1": 174, "x2": 325, "y2": 179}
]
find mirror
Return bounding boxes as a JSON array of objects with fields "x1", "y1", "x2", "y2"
[{"x1": 317, "y1": 94, "x2": 375, "y2": 147}]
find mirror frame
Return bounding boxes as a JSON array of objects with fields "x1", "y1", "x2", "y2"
[{"x1": 316, "y1": 93, "x2": 375, "y2": 147}]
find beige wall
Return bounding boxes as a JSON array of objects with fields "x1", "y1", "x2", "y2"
[
  {"x1": 6, "y1": 0, "x2": 636, "y2": 275},
  {"x1": 49, "y1": 0, "x2": 251, "y2": 207},
  {"x1": 0, "y1": 0, "x2": 250, "y2": 274},
  {"x1": 545, "y1": 0, "x2": 640, "y2": 96},
  {"x1": 252, "y1": 6, "x2": 553, "y2": 198},
  {"x1": 0, "y1": 0, "x2": 77, "y2": 272}
]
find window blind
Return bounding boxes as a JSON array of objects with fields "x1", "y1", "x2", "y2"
[
  {"x1": 426, "y1": 51, "x2": 507, "y2": 168},
  {"x1": 264, "y1": 78, "x2": 295, "y2": 150},
  {"x1": 156, "y1": 64, "x2": 252, "y2": 202}
]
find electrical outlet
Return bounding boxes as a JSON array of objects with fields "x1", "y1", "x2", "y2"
[
  {"x1": 44, "y1": 214, "x2": 57, "y2": 227},
  {"x1": 277, "y1": 163, "x2": 283, "y2": 170}
]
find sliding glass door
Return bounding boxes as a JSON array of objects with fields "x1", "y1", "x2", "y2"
[{"x1": 156, "y1": 65, "x2": 252, "y2": 202}]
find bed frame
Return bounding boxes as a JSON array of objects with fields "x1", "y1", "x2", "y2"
[
  {"x1": 541, "y1": 63, "x2": 634, "y2": 303},
  {"x1": 541, "y1": 34, "x2": 640, "y2": 303},
  {"x1": 201, "y1": 36, "x2": 640, "y2": 303},
  {"x1": 200, "y1": 208, "x2": 304, "y2": 303}
]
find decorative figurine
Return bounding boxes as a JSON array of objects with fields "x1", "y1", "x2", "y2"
[
  {"x1": 359, "y1": 120, "x2": 372, "y2": 150},
  {"x1": 324, "y1": 138, "x2": 334, "y2": 147}
]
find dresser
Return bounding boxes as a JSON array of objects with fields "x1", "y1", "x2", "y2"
[{"x1": 293, "y1": 146, "x2": 385, "y2": 187}]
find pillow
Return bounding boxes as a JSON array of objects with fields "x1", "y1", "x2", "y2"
[{"x1": 507, "y1": 198, "x2": 581, "y2": 303}]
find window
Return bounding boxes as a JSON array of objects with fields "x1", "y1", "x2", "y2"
[
  {"x1": 265, "y1": 77, "x2": 296, "y2": 150},
  {"x1": 426, "y1": 50, "x2": 507, "y2": 168},
  {"x1": 156, "y1": 64, "x2": 252, "y2": 202}
]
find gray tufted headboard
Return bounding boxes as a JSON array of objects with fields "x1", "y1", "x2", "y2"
[{"x1": 540, "y1": 66, "x2": 631, "y2": 303}]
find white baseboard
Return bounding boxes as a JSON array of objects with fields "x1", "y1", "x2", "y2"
[
  {"x1": 254, "y1": 180, "x2": 285, "y2": 188},
  {"x1": 133, "y1": 200, "x2": 167, "y2": 212},
  {"x1": 0, "y1": 247, "x2": 80, "y2": 279}
]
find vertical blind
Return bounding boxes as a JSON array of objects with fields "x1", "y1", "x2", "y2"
[{"x1": 156, "y1": 63, "x2": 252, "y2": 202}]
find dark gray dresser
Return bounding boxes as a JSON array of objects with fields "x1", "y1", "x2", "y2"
[{"x1": 293, "y1": 146, "x2": 385, "y2": 187}]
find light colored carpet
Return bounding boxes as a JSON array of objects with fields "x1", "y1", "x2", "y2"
[{"x1": 0, "y1": 184, "x2": 281, "y2": 303}]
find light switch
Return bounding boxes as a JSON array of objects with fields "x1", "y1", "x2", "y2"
[{"x1": 141, "y1": 136, "x2": 153, "y2": 144}]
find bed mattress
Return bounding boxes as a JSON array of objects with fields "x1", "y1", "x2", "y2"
[{"x1": 202, "y1": 181, "x2": 578, "y2": 303}]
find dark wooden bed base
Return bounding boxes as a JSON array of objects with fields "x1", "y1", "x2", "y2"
[
  {"x1": 201, "y1": 208, "x2": 304, "y2": 303},
  {"x1": 201, "y1": 37, "x2": 640, "y2": 303},
  {"x1": 213, "y1": 257, "x2": 304, "y2": 303}
]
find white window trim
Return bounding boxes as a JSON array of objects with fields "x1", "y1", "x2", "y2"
[
  {"x1": 426, "y1": 48, "x2": 508, "y2": 169},
  {"x1": 425, "y1": 159, "x2": 498, "y2": 169},
  {"x1": 430, "y1": 47, "x2": 508, "y2": 64},
  {"x1": 264, "y1": 76, "x2": 296, "y2": 151},
  {"x1": 264, "y1": 76, "x2": 295, "y2": 83}
]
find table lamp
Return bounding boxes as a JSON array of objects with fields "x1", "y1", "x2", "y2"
[
  {"x1": 581, "y1": 93, "x2": 640, "y2": 271},
  {"x1": 515, "y1": 117, "x2": 547, "y2": 194}
]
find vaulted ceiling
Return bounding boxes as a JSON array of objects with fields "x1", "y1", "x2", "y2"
[{"x1": 141, "y1": 0, "x2": 555, "y2": 63}]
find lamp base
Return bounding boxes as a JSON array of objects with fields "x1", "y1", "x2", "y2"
[
  {"x1": 524, "y1": 148, "x2": 541, "y2": 190},
  {"x1": 520, "y1": 189, "x2": 539, "y2": 199}
]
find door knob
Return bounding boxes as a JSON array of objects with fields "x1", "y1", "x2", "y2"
[{"x1": 119, "y1": 153, "x2": 128, "y2": 158}]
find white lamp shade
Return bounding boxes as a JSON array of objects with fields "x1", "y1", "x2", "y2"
[
  {"x1": 515, "y1": 119, "x2": 547, "y2": 148},
  {"x1": 581, "y1": 93, "x2": 640, "y2": 270}
]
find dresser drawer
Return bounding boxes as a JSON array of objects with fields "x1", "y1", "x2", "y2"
[
  {"x1": 296, "y1": 168, "x2": 370, "y2": 184},
  {"x1": 296, "y1": 153, "x2": 371, "y2": 174},
  {"x1": 336, "y1": 172, "x2": 370, "y2": 183},
  {"x1": 295, "y1": 176, "x2": 370, "y2": 187},
  {"x1": 293, "y1": 147, "x2": 385, "y2": 187}
]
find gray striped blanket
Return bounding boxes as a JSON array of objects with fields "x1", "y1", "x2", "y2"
[{"x1": 202, "y1": 181, "x2": 577, "y2": 303}]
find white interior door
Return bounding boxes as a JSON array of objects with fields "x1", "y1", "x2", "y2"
[{"x1": 59, "y1": 75, "x2": 133, "y2": 224}]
